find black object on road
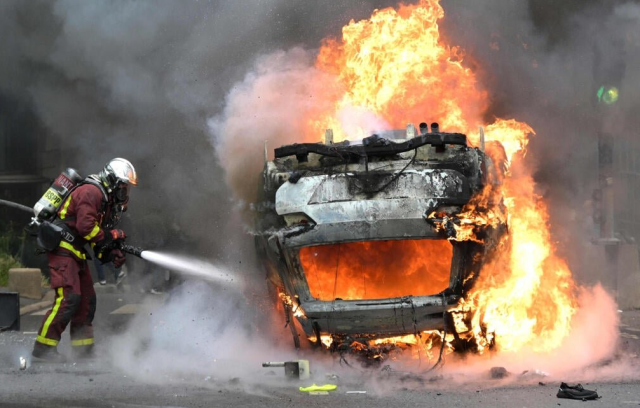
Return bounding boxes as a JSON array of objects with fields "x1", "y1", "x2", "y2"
[
  {"x1": 557, "y1": 382, "x2": 599, "y2": 400},
  {"x1": 0, "y1": 292, "x2": 20, "y2": 332}
]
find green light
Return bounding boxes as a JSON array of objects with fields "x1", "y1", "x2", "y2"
[{"x1": 597, "y1": 86, "x2": 619, "y2": 105}]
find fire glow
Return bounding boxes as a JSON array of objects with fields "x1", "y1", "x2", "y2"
[
  {"x1": 300, "y1": 239, "x2": 452, "y2": 301},
  {"x1": 300, "y1": 0, "x2": 578, "y2": 353}
]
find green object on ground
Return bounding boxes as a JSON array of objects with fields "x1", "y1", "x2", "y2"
[{"x1": 299, "y1": 384, "x2": 338, "y2": 392}]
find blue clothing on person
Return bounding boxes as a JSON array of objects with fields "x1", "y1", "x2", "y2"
[{"x1": 94, "y1": 257, "x2": 125, "y2": 285}]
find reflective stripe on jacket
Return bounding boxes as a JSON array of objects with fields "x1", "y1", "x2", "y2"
[{"x1": 56, "y1": 183, "x2": 107, "y2": 259}]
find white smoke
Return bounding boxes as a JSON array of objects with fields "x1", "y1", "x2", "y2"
[{"x1": 3, "y1": 0, "x2": 638, "y2": 387}]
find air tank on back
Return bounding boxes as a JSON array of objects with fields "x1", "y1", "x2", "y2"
[{"x1": 33, "y1": 168, "x2": 83, "y2": 221}]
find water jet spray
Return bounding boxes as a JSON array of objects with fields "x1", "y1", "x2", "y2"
[{"x1": 0, "y1": 199, "x2": 239, "y2": 287}]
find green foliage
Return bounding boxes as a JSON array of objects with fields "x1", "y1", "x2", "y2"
[
  {"x1": 0, "y1": 223, "x2": 25, "y2": 287},
  {"x1": 0, "y1": 254, "x2": 22, "y2": 287},
  {"x1": 41, "y1": 274, "x2": 50, "y2": 289}
]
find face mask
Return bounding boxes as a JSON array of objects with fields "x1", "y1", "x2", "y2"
[{"x1": 114, "y1": 183, "x2": 129, "y2": 204}]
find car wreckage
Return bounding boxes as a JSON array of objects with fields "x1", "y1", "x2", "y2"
[{"x1": 254, "y1": 122, "x2": 507, "y2": 358}]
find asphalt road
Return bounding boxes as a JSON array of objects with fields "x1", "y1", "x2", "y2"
[{"x1": 2, "y1": 284, "x2": 640, "y2": 408}]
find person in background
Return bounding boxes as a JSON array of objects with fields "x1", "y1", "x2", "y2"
[{"x1": 93, "y1": 257, "x2": 126, "y2": 286}]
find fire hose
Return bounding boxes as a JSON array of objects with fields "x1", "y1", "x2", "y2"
[
  {"x1": 0, "y1": 199, "x2": 33, "y2": 214},
  {"x1": 0, "y1": 198, "x2": 146, "y2": 259}
]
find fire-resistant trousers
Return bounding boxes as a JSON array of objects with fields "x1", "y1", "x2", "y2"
[{"x1": 35, "y1": 253, "x2": 96, "y2": 351}]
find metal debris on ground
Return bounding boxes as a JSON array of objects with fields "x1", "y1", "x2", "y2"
[
  {"x1": 520, "y1": 369, "x2": 549, "y2": 378},
  {"x1": 262, "y1": 360, "x2": 310, "y2": 380}
]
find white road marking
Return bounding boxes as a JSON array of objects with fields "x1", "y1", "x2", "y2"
[
  {"x1": 31, "y1": 309, "x2": 49, "y2": 316},
  {"x1": 28, "y1": 302, "x2": 161, "y2": 315},
  {"x1": 111, "y1": 304, "x2": 143, "y2": 314},
  {"x1": 623, "y1": 327, "x2": 640, "y2": 333},
  {"x1": 620, "y1": 332, "x2": 639, "y2": 340}
]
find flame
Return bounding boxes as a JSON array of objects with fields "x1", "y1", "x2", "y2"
[
  {"x1": 311, "y1": 0, "x2": 486, "y2": 140},
  {"x1": 312, "y1": 331, "x2": 456, "y2": 363},
  {"x1": 299, "y1": 0, "x2": 578, "y2": 353},
  {"x1": 308, "y1": 334, "x2": 334, "y2": 348},
  {"x1": 300, "y1": 239, "x2": 452, "y2": 301},
  {"x1": 278, "y1": 292, "x2": 305, "y2": 318}
]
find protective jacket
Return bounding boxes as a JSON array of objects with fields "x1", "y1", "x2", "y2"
[{"x1": 55, "y1": 181, "x2": 109, "y2": 260}]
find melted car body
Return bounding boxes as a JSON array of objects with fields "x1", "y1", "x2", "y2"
[{"x1": 254, "y1": 125, "x2": 506, "y2": 349}]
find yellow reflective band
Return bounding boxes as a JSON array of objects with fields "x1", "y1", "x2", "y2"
[
  {"x1": 36, "y1": 336, "x2": 59, "y2": 346},
  {"x1": 84, "y1": 224, "x2": 100, "y2": 241},
  {"x1": 59, "y1": 196, "x2": 72, "y2": 219},
  {"x1": 59, "y1": 241, "x2": 86, "y2": 260},
  {"x1": 38, "y1": 287, "x2": 64, "y2": 344},
  {"x1": 71, "y1": 338, "x2": 95, "y2": 346}
]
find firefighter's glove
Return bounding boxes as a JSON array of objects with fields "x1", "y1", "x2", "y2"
[
  {"x1": 110, "y1": 249, "x2": 126, "y2": 268},
  {"x1": 108, "y1": 229, "x2": 126, "y2": 241},
  {"x1": 95, "y1": 229, "x2": 126, "y2": 263}
]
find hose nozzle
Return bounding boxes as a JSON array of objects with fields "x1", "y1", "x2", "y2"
[{"x1": 120, "y1": 244, "x2": 145, "y2": 258}]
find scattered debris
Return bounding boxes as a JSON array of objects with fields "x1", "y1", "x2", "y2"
[
  {"x1": 556, "y1": 382, "x2": 599, "y2": 401},
  {"x1": 489, "y1": 367, "x2": 509, "y2": 379},
  {"x1": 521, "y1": 369, "x2": 549, "y2": 378},
  {"x1": 19, "y1": 356, "x2": 27, "y2": 370}
]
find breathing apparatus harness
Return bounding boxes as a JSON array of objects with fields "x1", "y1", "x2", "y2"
[{"x1": 31, "y1": 175, "x2": 125, "y2": 257}]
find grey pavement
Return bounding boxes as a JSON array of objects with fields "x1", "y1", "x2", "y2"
[{"x1": 2, "y1": 287, "x2": 640, "y2": 407}]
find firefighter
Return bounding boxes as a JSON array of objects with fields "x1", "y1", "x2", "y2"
[{"x1": 32, "y1": 158, "x2": 137, "y2": 362}]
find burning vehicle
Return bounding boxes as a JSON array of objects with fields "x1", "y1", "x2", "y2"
[{"x1": 254, "y1": 122, "x2": 508, "y2": 358}]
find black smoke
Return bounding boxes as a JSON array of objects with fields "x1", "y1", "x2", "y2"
[
  {"x1": 2, "y1": 0, "x2": 638, "y2": 265},
  {"x1": 438, "y1": 0, "x2": 640, "y2": 272}
]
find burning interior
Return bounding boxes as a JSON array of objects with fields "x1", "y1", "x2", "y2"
[{"x1": 254, "y1": 124, "x2": 508, "y2": 360}]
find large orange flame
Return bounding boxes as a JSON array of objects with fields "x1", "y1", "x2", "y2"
[
  {"x1": 300, "y1": 239, "x2": 452, "y2": 301},
  {"x1": 302, "y1": 0, "x2": 577, "y2": 353}
]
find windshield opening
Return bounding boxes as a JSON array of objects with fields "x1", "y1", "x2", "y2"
[{"x1": 299, "y1": 239, "x2": 453, "y2": 301}]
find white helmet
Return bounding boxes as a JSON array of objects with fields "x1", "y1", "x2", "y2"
[{"x1": 99, "y1": 158, "x2": 138, "y2": 195}]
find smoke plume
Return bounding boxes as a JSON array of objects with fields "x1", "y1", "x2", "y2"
[{"x1": 3, "y1": 0, "x2": 639, "y2": 383}]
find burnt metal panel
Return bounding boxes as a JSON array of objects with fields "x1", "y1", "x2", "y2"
[{"x1": 299, "y1": 295, "x2": 458, "y2": 335}]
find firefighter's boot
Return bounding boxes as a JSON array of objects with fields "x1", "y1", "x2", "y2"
[
  {"x1": 72, "y1": 344, "x2": 96, "y2": 361},
  {"x1": 32, "y1": 342, "x2": 67, "y2": 363}
]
